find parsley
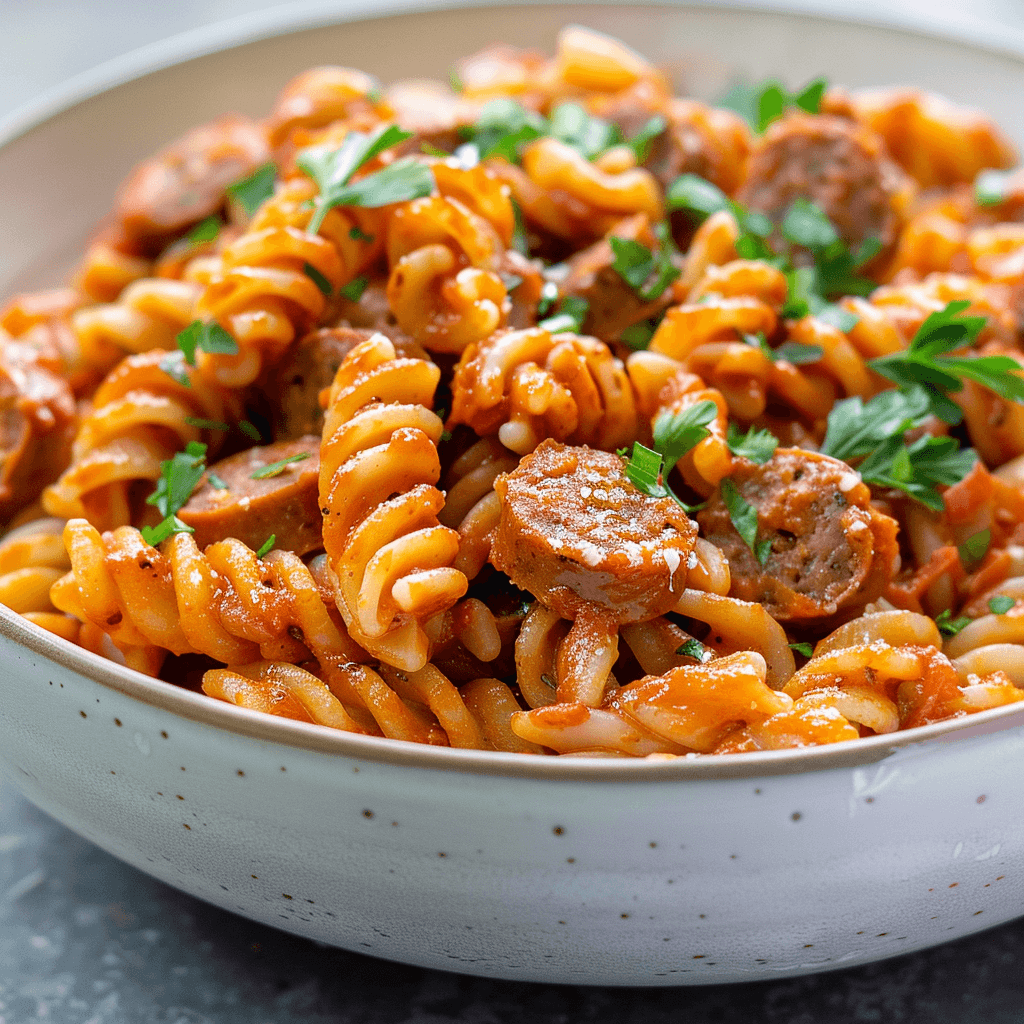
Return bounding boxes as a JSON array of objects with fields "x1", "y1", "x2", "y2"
[
  {"x1": 185, "y1": 215, "x2": 220, "y2": 245},
  {"x1": 251, "y1": 452, "x2": 311, "y2": 480},
  {"x1": 746, "y1": 332, "x2": 824, "y2": 365},
  {"x1": 726, "y1": 423, "x2": 778, "y2": 465},
  {"x1": 676, "y1": 638, "x2": 708, "y2": 661},
  {"x1": 653, "y1": 400, "x2": 718, "y2": 477},
  {"x1": 820, "y1": 387, "x2": 932, "y2": 462},
  {"x1": 349, "y1": 225, "x2": 375, "y2": 242},
  {"x1": 159, "y1": 350, "x2": 191, "y2": 388},
  {"x1": 858, "y1": 435, "x2": 977, "y2": 511},
  {"x1": 255, "y1": 534, "x2": 276, "y2": 559},
  {"x1": 989, "y1": 595, "x2": 1015, "y2": 615},
  {"x1": 239, "y1": 420, "x2": 261, "y2": 441},
  {"x1": 539, "y1": 295, "x2": 589, "y2": 334},
  {"x1": 464, "y1": 98, "x2": 548, "y2": 161},
  {"x1": 304, "y1": 262, "x2": 333, "y2": 296},
  {"x1": 623, "y1": 442, "x2": 668, "y2": 498},
  {"x1": 721, "y1": 477, "x2": 772, "y2": 565},
  {"x1": 666, "y1": 174, "x2": 774, "y2": 258},
  {"x1": 717, "y1": 76, "x2": 828, "y2": 133},
  {"x1": 141, "y1": 441, "x2": 207, "y2": 546},
  {"x1": 207, "y1": 471, "x2": 229, "y2": 491},
  {"x1": 339, "y1": 276, "x2": 370, "y2": 302},
  {"x1": 510, "y1": 197, "x2": 529, "y2": 256},
  {"x1": 420, "y1": 142, "x2": 449, "y2": 157},
  {"x1": 226, "y1": 162, "x2": 277, "y2": 217},
  {"x1": 537, "y1": 281, "x2": 559, "y2": 317},
  {"x1": 789, "y1": 642, "x2": 814, "y2": 658},
  {"x1": 609, "y1": 222, "x2": 680, "y2": 301},
  {"x1": 774, "y1": 341, "x2": 824, "y2": 365},
  {"x1": 184, "y1": 417, "x2": 229, "y2": 431},
  {"x1": 870, "y1": 300, "x2": 1024, "y2": 407},
  {"x1": 548, "y1": 102, "x2": 621, "y2": 158},
  {"x1": 959, "y1": 529, "x2": 991, "y2": 567},
  {"x1": 975, "y1": 168, "x2": 1014, "y2": 207},
  {"x1": 627, "y1": 115, "x2": 667, "y2": 163},
  {"x1": 935, "y1": 608, "x2": 971, "y2": 637},
  {"x1": 175, "y1": 320, "x2": 239, "y2": 366},
  {"x1": 620, "y1": 318, "x2": 660, "y2": 351},
  {"x1": 297, "y1": 124, "x2": 434, "y2": 232}
]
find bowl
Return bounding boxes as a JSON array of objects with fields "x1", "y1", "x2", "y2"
[{"x1": 3, "y1": 0, "x2": 1024, "y2": 987}]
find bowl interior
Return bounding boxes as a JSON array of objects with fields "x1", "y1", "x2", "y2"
[{"x1": 3, "y1": 0, "x2": 1024, "y2": 778}]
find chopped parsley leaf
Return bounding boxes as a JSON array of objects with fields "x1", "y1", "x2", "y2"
[
  {"x1": 539, "y1": 295, "x2": 588, "y2": 334},
  {"x1": 251, "y1": 452, "x2": 311, "y2": 480},
  {"x1": 935, "y1": 608, "x2": 971, "y2": 637},
  {"x1": 653, "y1": 400, "x2": 718, "y2": 477},
  {"x1": 676, "y1": 638, "x2": 708, "y2": 661},
  {"x1": 627, "y1": 115, "x2": 667, "y2": 164},
  {"x1": 226, "y1": 162, "x2": 277, "y2": 217},
  {"x1": 609, "y1": 222, "x2": 680, "y2": 301},
  {"x1": 184, "y1": 417, "x2": 229, "y2": 431},
  {"x1": 623, "y1": 442, "x2": 668, "y2": 499},
  {"x1": 789, "y1": 642, "x2": 814, "y2": 658},
  {"x1": 255, "y1": 534, "x2": 276, "y2": 559},
  {"x1": 141, "y1": 441, "x2": 207, "y2": 546},
  {"x1": 959, "y1": 529, "x2": 991, "y2": 567},
  {"x1": 349, "y1": 225, "x2": 375, "y2": 242},
  {"x1": 339, "y1": 275, "x2": 370, "y2": 302},
  {"x1": 620, "y1": 318, "x2": 660, "y2": 351},
  {"x1": 159, "y1": 350, "x2": 191, "y2": 388},
  {"x1": 975, "y1": 168, "x2": 1014, "y2": 207},
  {"x1": 303, "y1": 261, "x2": 333, "y2": 296},
  {"x1": 989, "y1": 595, "x2": 1015, "y2": 615},
  {"x1": 726, "y1": 423, "x2": 778, "y2": 465},
  {"x1": 856, "y1": 434, "x2": 977, "y2": 511},
  {"x1": 185, "y1": 215, "x2": 220, "y2": 245},
  {"x1": 717, "y1": 76, "x2": 828, "y2": 133},
  {"x1": 239, "y1": 420, "x2": 262, "y2": 441},
  {"x1": 721, "y1": 477, "x2": 771, "y2": 565},
  {"x1": 207, "y1": 471, "x2": 229, "y2": 491},
  {"x1": 175, "y1": 320, "x2": 239, "y2": 366},
  {"x1": 297, "y1": 124, "x2": 433, "y2": 232},
  {"x1": 548, "y1": 102, "x2": 621, "y2": 158}
]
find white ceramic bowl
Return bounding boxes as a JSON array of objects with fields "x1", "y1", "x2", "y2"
[{"x1": 3, "y1": 0, "x2": 1024, "y2": 987}]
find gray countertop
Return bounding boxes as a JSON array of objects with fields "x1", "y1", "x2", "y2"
[{"x1": 4, "y1": 1, "x2": 1024, "y2": 1019}]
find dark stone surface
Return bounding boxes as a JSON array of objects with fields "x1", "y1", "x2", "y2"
[{"x1": 2, "y1": 775, "x2": 1024, "y2": 1023}]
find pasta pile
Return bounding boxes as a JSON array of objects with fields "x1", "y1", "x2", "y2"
[{"x1": 5, "y1": 26, "x2": 1024, "y2": 757}]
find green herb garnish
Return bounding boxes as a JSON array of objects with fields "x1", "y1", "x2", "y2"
[
  {"x1": 251, "y1": 452, "x2": 311, "y2": 480},
  {"x1": 339, "y1": 275, "x2": 370, "y2": 302},
  {"x1": 184, "y1": 417, "x2": 230, "y2": 431},
  {"x1": 141, "y1": 442, "x2": 207, "y2": 546},
  {"x1": 721, "y1": 478, "x2": 772, "y2": 565},
  {"x1": 207, "y1": 472, "x2": 229, "y2": 491},
  {"x1": 539, "y1": 295, "x2": 589, "y2": 334},
  {"x1": 304, "y1": 261, "x2": 333, "y2": 296},
  {"x1": 989, "y1": 595, "x2": 1015, "y2": 615},
  {"x1": 297, "y1": 124, "x2": 434, "y2": 232},
  {"x1": 609, "y1": 222, "x2": 680, "y2": 301},
  {"x1": 975, "y1": 168, "x2": 1014, "y2": 207},
  {"x1": 175, "y1": 320, "x2": 239, "y2": 366},
  {"x1": 676, "y1": 638, "x2": 708, "y2": 661},
  {"x1": 185, "y1": 215, "x2": 221, "y2": 245},
  {"x1": 726, "y1": 423, "x2": 778, "y2": 465},
  {"x1": 789, "y1": 642, "x2": 814, "y2": 658},
  {"x1": 255, "y1": 534, "x2": 276, "y2": 559},
  {"x1": 959, "y1": 529, "x2": 991, "y2": 567},
  {"x1": 226, "y1": 162, "x2": 277, "y2": 217},
  {"x1": 935, "y1": 608, "x2": 971, "y2": 637},
  {"x1": 718, "y1": 76, "x2": 828, "y2": 133},
  {"x1": 627, "y1": 115, "x2": 667, "y2": 163},
  {"x1": 653, "y1": 400, "x2": 718, "y2": 477}
]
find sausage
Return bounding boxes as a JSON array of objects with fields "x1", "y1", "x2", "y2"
[
  {"x1": 559, "y1": 213, "x2": 675, "y2": 344},
  {"x1": 177, "y1": 436, "x2": 322, "y2": 555},
  {"x1": 737, "y1": 113, "x2": 912, "y2": 256},
  {"x1": 115, "y1": 115, "x2": 270, "y2": 253},
  {"x1": 696, "y1": 448, "x2": 900, "y2": 624},
  {"x1": 0, "y1": 340, "x2": 77, "y2": 519},
  {"x1": 489, "y1": 439, "x2": 698, "y2": 623},
  {"x1": 274, "y1": 327, "x2": 429, "y2": 440}
]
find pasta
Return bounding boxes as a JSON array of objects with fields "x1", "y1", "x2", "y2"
[{"x1": 5, "y1": 25, "x2": 1024, "y2": 758}]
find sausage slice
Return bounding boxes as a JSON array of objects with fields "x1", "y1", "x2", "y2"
[
  {"x1": 696, "y1": 448, "x2": 900, "y2": 624},
  {"x1": 737, "y1": 113, "x2": 911, "y2": 256},
  {"x1": 115, "y1": 115, "x2": 270, "y2": 253},
  {"x1": 489, "y1": 440, "x2": 698, "y2": 622},
  {"x1": 178, "y1": 437, "x2": 321, "y2": 555}
]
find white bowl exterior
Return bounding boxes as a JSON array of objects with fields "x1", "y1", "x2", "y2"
[
  {"x1": 5, "y1": 1, "x2": 1024, "y2": 986},
  {"x1": 4, "y1": 623, "x2": 1024, "y2": 985}
]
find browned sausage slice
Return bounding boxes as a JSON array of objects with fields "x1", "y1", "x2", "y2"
[
  {"x1": 696, "y1": 448, "x2": 900, "y2": 624},
  {"x1": 178, "y1": 437, "x2": 321, "y2": 555},
  {"x1": 559, "y1": 214, "x2": 675, "y2": 344},
  {"x1": 115, "y1": 115, "x2": 270, "y2": 252},
  {"x1": 489, "y1": 439, "x2": 698, "y2": 622},
  {"x1": 737, "y1": 113, "x2": 912, "y2": 256},
  {"x1": 274, "y1": 327, "x2": 428, "y2": 440},
  {"x1": 0, "y1": 340, "x2": 77, "y2": 519}
]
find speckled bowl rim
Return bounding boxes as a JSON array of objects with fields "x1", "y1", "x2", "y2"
[{"x1": 5, "y1": 0, "x2": 1024, "y2": 782}]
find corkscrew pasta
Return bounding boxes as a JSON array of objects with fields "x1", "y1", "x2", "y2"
[{"x1": 5, "y1": 25, "x2": 1024, "y2": 758}]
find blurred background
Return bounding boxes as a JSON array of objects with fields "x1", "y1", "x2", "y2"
[{"x1": 4, "y1": 0, "x2": 1024, "y2": 122}]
